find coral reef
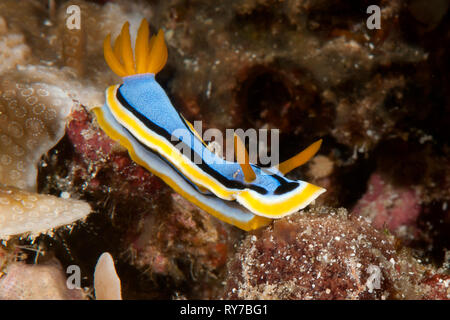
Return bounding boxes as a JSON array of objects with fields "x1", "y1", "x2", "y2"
[
  {"x1": 0, "y1": 0, "x2": 447, "y2": 300},
  {"x1": 0, "y1": 66, "x2": 75, "y2": 191}
]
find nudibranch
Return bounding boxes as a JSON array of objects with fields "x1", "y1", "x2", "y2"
[{"x1": 93, "y1": 19, "x2": 326, "y2": 231}]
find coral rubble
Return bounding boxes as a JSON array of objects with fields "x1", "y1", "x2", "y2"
[{"x1": 224, "y1": 207, "x2": 446, "y2": 300}]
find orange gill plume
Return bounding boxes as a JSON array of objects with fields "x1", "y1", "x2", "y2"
[
  {"x1": 103, "y1": 19, "x2": 168, "y2": 77},
  {"x1": 275, "y1": 139, "x2": 323, "y2": 175},
  {"x1": 233, "y1": 135, "x2": 323, "y2": 180}
]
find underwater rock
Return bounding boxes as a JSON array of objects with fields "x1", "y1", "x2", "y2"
[
  {"x1": 64, "y1": 106, "x2": 165, "y2": 197},
  {"x1": 223, "y1": 206, "x2": 431, "y2": 300},
  {"x1": 331, "y1": 75, "x2": 407, "y2": 153},
  {"x1": 0, "y1": 185, "x2": 91, "y2": 239},
  {"x1": 352, "y1": 173, "x2": 421, "y2": 241},
  {"x1": 0, "y1": 257, "x2": 85, "y2": 300},
  {"x1": 146, "y1": 0, "x2": 426, "y2": 132},
  {"x1": 128, "y1": 193, "x2": 240, "y2": 299},
  {"x1": 352, "y1": 159, "x2": 449, "y2": 260}
]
